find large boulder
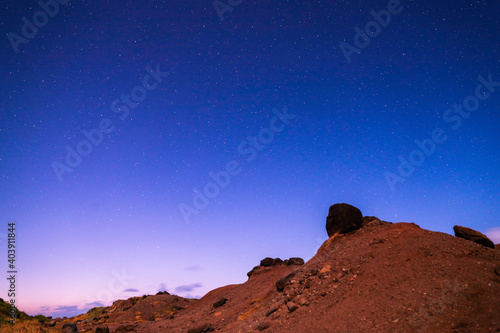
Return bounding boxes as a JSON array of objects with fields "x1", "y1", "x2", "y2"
[
  {"x1": 453, "y1": 225, "x2": 495, "y2": 248},
  {"x1": 326, "y1": 203, "x2": 364, "y2": 238}
]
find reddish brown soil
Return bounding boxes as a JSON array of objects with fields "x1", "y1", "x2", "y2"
[{"x1": 56, "y1": 221, "x2": 500, "y2": 333}]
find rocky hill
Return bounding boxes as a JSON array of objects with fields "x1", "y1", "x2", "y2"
[{"x1": 7, "y1": 204, "x2": 500, "y2": 332}]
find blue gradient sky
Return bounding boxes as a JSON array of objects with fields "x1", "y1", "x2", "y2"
[{"x1": 1, "y1": 0, "x2": 499, "y2": 318}]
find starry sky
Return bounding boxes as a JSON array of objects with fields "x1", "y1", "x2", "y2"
[{"x1": 1, "y1": 0, "x2": 499, "y2": 319}]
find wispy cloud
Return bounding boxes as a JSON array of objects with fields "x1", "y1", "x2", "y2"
[
  {"x1": 85, "y1": 302, "x2": 104, "y2": 308},
  {"x1": 185, "y1": 266, "x2": 201, "y2": 271},
  {"x1": 53, "y1": 305, "x2": 87, "y2": 318},
  {"x1": 175, "y1": 283, "x2": 202, "y2": 293},
  {"x1": 123, "y1": 288, "x2": 139, "y2": 292}
]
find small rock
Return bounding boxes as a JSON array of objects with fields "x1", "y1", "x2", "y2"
[
  {"x1": 363, "y1": 216, "x2": 381, "y2": 225},
  {"x1": 453, "y1": 225, "x2": 495, "y2": 248},
  {"x1": 319, "y1": 265, "x2": 332, "y2": 275},
  {"x1": 276, "y1": 279, "x2": 286, "y2": 292},
  {"x1": 273, "y1": 258, "x2": 283, "y2": 266},
  {"x1": 298, "y1": 297, "x2": 309, "y2": 306},
  {"x1": 256, "y1": 321, "x2": 271, "y2": 331},
  {"x1": 62, "y1": 323, "x2": 77, "y2": 333},
  {"x1": 247, "y1": 266, "x2": 260, "y2": 277},
  {"x1": 287, "y1": 301, "x2": 298, "y2": 312},
  {"x1": 266, "y1": 302, "x2": 280, "y2": 317},
  {"x1": 95, "y1": 326, "x2": 110, "y2": 333},
  {"x1": 288, "y1": 257, "x2": 305, "y2": 265},
  {"x1": 276, "y1": 272, "x2": 296, "y2": 292},
  {"x1": 188, "y1": 323, "x2": 214, "y2": 333},
  {"x1": 213, "y1": 297, "x2": 228, "y2": 308},
  {"x1": 260, "y1": 257, "x2": 274, "y2": 267}
]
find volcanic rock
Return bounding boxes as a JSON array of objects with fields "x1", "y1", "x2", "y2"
[
  {"x1": 276, "y1": 272, "x2": 296, "y2": 292},
  {"x1": 273, "y1": 258, "x2": 283, "y2": 265},
  {"x1": 287, "y1": 257, "x2": 304, "y2": 265},
  {"x1": 62, "y1": 322, "x2": 77, "y2": 333},
  {"x1": 265, "y1": 302, "x2": 280, "y2": 317},
  {"x1": 286, "y1": 301, "x2": 298, "y2": 312},
  {"x1": 453, "y1": 225, "x2": 495, "y2": 248},
  {"x1": 188, "y1": 323, "x2": 214, "y2": 333},
  {"x1": 115, "y1": 324, "x2": 137, "y2": 331},
  {"x1": 256, "y1": 321, "x2": 271, "y2": 331},
  {"x1": 213, "y1": 297, "x2": 228, "y2": 308},
  {"x1": 326, "y1": 203, "x2": 363, "y2": 237},
  {"x1": 247, "y1": 265, "x2": 260, "y2": 277},
  {"x1": 260, "y1": 257, "x2": 275, "y2": 267},
  {"x1": 45, "y1": 319, "x2": 57, "y2": 327},
  {"x1": 95, "y1": 326, "x2": 110, "y2": 333}
]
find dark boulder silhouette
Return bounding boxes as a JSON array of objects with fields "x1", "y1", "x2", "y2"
[
  {"x1": 260, "y1": 257, "x2": 275, "y2": 267},
  {"x1": 453, "y1": 225, "x2": 495, "y2": 248},
  {"x1": 326, "y1": 203, "x2": 364, "y2": 237},
  {"x1": 287, "y1": 257, "x2": 304, "y2": 265}
]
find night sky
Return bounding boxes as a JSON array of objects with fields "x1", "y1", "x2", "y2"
[{"x1": 1, "y1": 0, "x2": 499, "y2": 318}]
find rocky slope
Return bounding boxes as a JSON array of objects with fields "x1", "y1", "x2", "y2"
[{"x1": 48, "y1": 204, "x2": 500, "y2": 332}]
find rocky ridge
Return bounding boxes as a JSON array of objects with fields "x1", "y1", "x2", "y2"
[{"x1": 6, "y1": 203, "x2": 498, "y2": 333}]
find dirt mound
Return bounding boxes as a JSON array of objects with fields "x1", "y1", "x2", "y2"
[
  {"x1": 131, "y1": 221, "x2": 499, "y2": 332},
  {"x1": 55, "y1": 293, "x2": 197, "y2": 332},
  {"x1": 53, "y1": 216, "x2": 499, "y2": 333}
]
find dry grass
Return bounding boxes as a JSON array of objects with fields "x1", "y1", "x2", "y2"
[{"x1": 0, "y1": 320, "x2": 58, "y2": 333}]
